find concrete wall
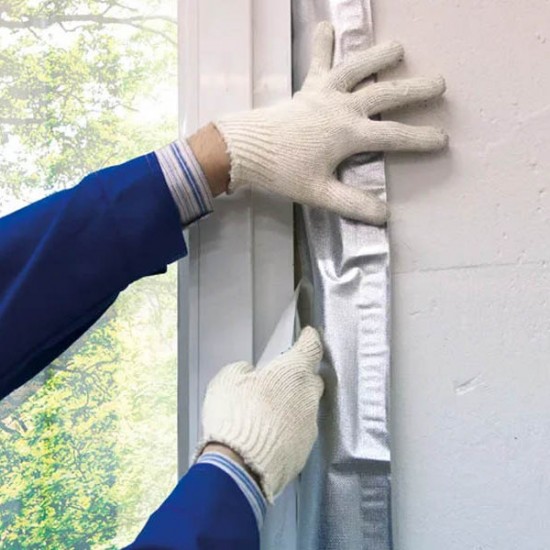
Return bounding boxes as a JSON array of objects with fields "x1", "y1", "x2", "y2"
[{"x1": 374, "y1": 2, "x2": 550, "y2": 548}]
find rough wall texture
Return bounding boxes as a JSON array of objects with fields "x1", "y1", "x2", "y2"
[{"x1": 373, "y1": 1, "x2": 550, "y2": 548}]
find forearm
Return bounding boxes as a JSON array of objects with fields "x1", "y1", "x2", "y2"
[
  {"x1": 0, "y1": 122, "x2": 231, "y2": 399},
  {"x1": 0, "y1": 153, "x2": 186, "y2": 399},
  {"x1": 187, "y1": 122, "x2": 231, "y2": 198},
  {"x1": 126, "y1": 452, "x2": 262, "y2": 550}
]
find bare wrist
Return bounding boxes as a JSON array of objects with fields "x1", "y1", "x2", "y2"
[{"x1": 187, "y1": 123, "x2": 230, "y2": 198}]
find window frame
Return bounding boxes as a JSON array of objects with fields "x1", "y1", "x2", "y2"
[{"x1": 176, "y1": 0, "x2": 294, "y2": 497}]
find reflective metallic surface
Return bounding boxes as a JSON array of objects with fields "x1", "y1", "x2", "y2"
[{"x1": 293, "y1": 1, "x2": 393, "y2": 548}]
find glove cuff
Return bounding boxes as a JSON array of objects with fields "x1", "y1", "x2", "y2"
[
  {"x1": 195, "y1": 432, "x2": 278, "y2": 504},
  {"x1": 215, "y1": 113, "x2": 276, "y2": 194}
]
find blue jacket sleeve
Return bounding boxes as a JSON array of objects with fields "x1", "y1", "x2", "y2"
[
  {"x1": 0, "y1": 153, "x2": 260, "y2": 549},
  {"x1": 0, "y1": 153, "x2": 186, "y2": 399},
  {"x1": 125, "y1": 464, "x2": 260, "y2": 550}
]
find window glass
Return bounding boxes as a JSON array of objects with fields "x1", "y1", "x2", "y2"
[{"x1": 0, "y1": 1, "x2": 177, "y2": 547}]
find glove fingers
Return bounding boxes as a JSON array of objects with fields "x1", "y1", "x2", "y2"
[
  {"x1": 307, "y1": 179, "x2": 388, "y2": 225},
  {"x1": 268, "y1": 326, "x2": 323, "y2": 373},
  {"x1": 328, "y1": 41, "x2": 404, "y2": 92},
  {"x1": 292, "y1": 326, "x2": 323, "y2": 366},
  {"x1": 307, "y1": 21, "x2": 334, "y2": 80},
  {"x1": 353, "y1": 76, "x2": 446, "y2": 116},
  {"x1": 359, "y1": 120, "x2": 448, "y2": 152}
]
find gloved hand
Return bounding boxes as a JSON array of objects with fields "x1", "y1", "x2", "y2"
[
  {"x1": 197, "y1": 327, "x2": 324, "y2": 502},
  {"x1": 216, "y1": 21, "x2": 447, "y2": 225}
]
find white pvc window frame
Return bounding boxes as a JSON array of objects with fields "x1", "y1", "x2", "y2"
[{"x1": 176, "y1": 0, "x2": 293, "y2": 475}]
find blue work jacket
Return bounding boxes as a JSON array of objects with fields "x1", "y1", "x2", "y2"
[{"x1": 0, "y1": 153, "x2": 259, "y2": 549}]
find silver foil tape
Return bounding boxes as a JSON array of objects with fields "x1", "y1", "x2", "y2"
[{"x1": 293, "y1": 1, "x2": 393, "y2": 548}]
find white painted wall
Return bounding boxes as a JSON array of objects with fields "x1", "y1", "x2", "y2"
[{"x1": 373, "y1": 1, "x2": 550, "y2": 548}]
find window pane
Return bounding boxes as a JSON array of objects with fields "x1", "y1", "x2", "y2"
[{"x1": 0, "y1": 1, "x2": 177, "y2": 547}]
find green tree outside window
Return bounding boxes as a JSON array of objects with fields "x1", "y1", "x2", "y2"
[{"x1": 0, "y1": 1, "x2": 178, "y2": 547}]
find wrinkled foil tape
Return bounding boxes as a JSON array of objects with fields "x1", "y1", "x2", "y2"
[{"x1": 293, "y1": 1, "x2": 393, "y2": 548}]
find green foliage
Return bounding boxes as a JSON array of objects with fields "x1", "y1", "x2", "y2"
[
  {"x1": 0, "y1": 0, "x2": 178, "y2": 547},
  {"x1": 0, "y1": 316, "x2": 120, "y2": 549},
  {"x1": 0, "y1": 0, "x2": 177, "y2": 200}
]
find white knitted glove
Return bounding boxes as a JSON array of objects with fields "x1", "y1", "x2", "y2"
[
  {"x1": 198, "y1": 327, "x2": 324, "y2": 502},
  {"x1": 216, "y1": 21, "x2": 447, "y2": 225}
]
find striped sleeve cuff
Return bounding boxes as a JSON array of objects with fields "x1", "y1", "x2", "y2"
[
  {"x1": 197, "y1": 452, "x2": 267, "y2": 530},
  {"x1": 155, "y1": 139, "x2": 214, "y2": 226}
]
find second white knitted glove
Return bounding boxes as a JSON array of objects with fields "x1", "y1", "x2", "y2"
[
  {"x1": 216, "y1": 21, "x2": 447, "y2": 225},
  {"x1": 197, "y1": 327, "x2": 324, "y2": 502}
]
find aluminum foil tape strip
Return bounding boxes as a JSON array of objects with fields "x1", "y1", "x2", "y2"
[{"x1": 293, "y1": 1, "x2": 393, "y2": 548}]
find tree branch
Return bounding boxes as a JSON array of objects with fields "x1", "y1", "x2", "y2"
[
  {"x1": 124, "y1": 21, "x2": 176, "y2": 45},
  {"x1": 0, "y1": 13, "x2": 176, "y2": 29},
  {"x1": 12, "y1": 415, "x2": 28, "y2": 432},
  {"x1": 0, "y1": 420, "x2": 19, "y2": 436},
  {"x1": 0, "y1": 117, "x2": 45, "y2": 125}
]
